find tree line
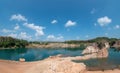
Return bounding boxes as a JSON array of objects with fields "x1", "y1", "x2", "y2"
[{"x1": 0, "y1": 36, "x2": 28, "y2": 48}]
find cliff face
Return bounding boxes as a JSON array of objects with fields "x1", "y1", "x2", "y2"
[
  {"x1": 82, "y1": 42, "x2": 109, "y2": 58},
  {"x1": 112, "y1": 40, "x2": 120, "y2": 49},
  {"x1": 27, "y1": 43, "x2": 80, "y2": 48}
]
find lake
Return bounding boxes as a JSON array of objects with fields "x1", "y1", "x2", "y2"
[
  {"x1": 0, "y1": 48, "x2": 83, "y2": 61},
  {"x1": 0, "y1": 48, "x2": 120, "y2": 70}
]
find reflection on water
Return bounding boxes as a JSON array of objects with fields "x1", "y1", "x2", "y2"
[
  {"x1": 0, "y1": 48, "x2": 120, "y2": 70},
  {"x1": 0, "y1": 48, "x2": 83, "y2": 61}
]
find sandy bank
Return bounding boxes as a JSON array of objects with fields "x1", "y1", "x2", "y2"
[
  {"x1": 0, "y1": 57, "x2": 120, "y2": 73},
  {"x1": 0, "y1": 57, "x2": 86, "y2": 73}
]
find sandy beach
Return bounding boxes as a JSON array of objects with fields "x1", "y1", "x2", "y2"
[{"x1": 0, "y1": 59, "x2": 120, "y2": 73}]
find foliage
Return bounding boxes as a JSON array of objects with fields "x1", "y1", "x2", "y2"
[
  {"x1": 0, "y1": 36, "x2": 28, "y2": 48},
  {"x1": 65, "y1": 37, "x2": 120, "y2": 47}
]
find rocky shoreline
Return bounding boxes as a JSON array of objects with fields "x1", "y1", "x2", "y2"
[{"x1": 0, "y1": 56, "x2": 120, "y2": 73}]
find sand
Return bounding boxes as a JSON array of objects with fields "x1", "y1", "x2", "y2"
[{"x1": 0, "y1": 59, "x2": 120, "y2": 73}]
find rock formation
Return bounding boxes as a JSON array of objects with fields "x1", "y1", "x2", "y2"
[
  {"x1": 26, "y1": 57, "x2": 86, "y2": 73},
  {"x1": 82, "y1": 42, "x2": 110, "y2": 58}
]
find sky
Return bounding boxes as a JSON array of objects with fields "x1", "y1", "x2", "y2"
[{"x1": 0, "y1": 0, "x2": 120, "y2": 41}]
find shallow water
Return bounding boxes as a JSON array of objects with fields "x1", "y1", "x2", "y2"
[{"x1": 0, "y1": 48, "x2": 82, "y2": 61}]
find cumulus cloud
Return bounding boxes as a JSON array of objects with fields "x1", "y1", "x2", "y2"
[
  {"x1": 65, "y1": 20, "x2": 76, "y2": 27},
  {"x1": 23, "y1": 23, "x2": 45, "y2": 37},
  {"x1": 94, "y1": 23, "x2": 97, "y2": 26},
  {"x1": 97, "y1": 16, "x2": 112, "y2": 26},
  {"x1": 51, "y1": 20, "x2": 57, "y2": 24},
  {"x1": 115, "y1": 25, "x2": 120, "y2": 29},
  {"x1": 85, "y1": 35, "x2": 89, "y2": 38},
  {"x1": 47, "y1": 35, "x2": 64, "y2": 41},
  {"x1": 8, "y1": 33, "x2": 17, "y2": 38},
  {"x1": 91, "y1": 8, "x2": 96, "y2": 14},
  {"x1": 18, "y1": 32, "x2": 32, "y2": 40},
  {"x1": 2, "y1": 29, "x2": 14, "y2": 33},
  {"x1": 14, "y1": 24, "x2": 20, "y2": 30},
  {"x1": 10, "y1": 14, "x2": 27, "y2": 22},
  {"x1": 8, "y1": 32, "x2": 32, "y2": 40}
]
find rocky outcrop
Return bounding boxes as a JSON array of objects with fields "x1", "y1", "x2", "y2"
[
  {"x1": 25, "y1": 57, "x2": 86, "y2": 73},
  {"x1": 82, "y1": 46, "x2": 99, "y2": 54},
  {"x1": 112, "y1": 40, "x2": 120, "y2": 49},
  {"x1": 82, "y1": 42, "x2": 110, "y2": 58}
]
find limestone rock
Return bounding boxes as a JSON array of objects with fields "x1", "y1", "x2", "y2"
[
  {"x1": 26, "y1": 57, "x2": 86, "y2": 73},
  {"x1": 82, "y1": 42, "x2": 109, "y2": 58},
  {"x1": 19, "y1": 58, "x2": 25, "y2": 62}
]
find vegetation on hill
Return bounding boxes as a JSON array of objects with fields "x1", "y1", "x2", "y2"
[
  {"x1": 0, "y1": 36, "x2": 28, "y2": 48},
  {"x1": 0, "y1": 36, "x2": 119, "y2": 49},
  {"x1": 65, "y1": 37, "x2": 120, "y2": 47}
]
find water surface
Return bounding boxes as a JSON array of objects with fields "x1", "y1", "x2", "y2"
[
  {"x1": 73, "y1": 48, "x2": 120, "y2": 70},
  {"x1": 0, "y1": 48, "x2": 82, "y2": 61},
  {"x1": 0, "y1": 48, "x2": 120, "y2": 70}
]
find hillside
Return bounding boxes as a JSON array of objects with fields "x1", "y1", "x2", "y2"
[
  {"x1": 0, "y1": 36, "x2": 28, "y2": 49},
  {"x1": 0, "y1": 36, "x2": 120, "y2": 49}
]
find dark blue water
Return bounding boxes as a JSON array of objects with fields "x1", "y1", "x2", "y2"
[{"x1": 0, "y1": 48, "x2": 82, "y2": 61}]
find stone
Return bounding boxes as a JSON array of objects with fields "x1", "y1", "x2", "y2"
[{"x1": 19, "y1": 58, "x2": 25, "y2": 62}]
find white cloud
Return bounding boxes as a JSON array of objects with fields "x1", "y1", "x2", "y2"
[
  {"x1": 97, "y1": 16, "x2": 112, "y2": 26},
  {"x1": 8, "y1": 33, "x2": 17, "y2": 38},
  {"x1": 85, "y1": 35, "x2": 89, "y2": 38},
  {"x1": 18, "y1": 32, "x2": 32, "y2": 40},
  {"x1": 115, "y1": 25, "x2": 120, "y2": 29},
  {"x1": 51, "y1": 20, "x2": 57, "y2": 24},
  {"x1": 94, "y1": 23, "x2": 97, "y2": 26},
  {"x1": 91, "y1": 8, "x2": 96, "y2": 14},
  {"x1": 47, "y1": 35, "x2": 55, "y2": 39},
  {"x1": 23, "y1": 23, "x2": 45, "y2": 37},
  {"x1": 65, "y1": 20, "x2": 76, "y2": 27},
  {"x1": 14, "y1": 24, "x2": 20, "y2": 30},
  {"x1": 10, "y1": 14, "x2": 27, "y2": 22},
  {"x1": 2, "y1": 29, "x2": 14, "y2": 33},
  {"x1": 76, "y1": 36, "x2": 80, "y2": 40},
  {"x1": 8, "y1": 32, "x2": 32, "y2": 40},
  {"x1": 47, "y1": 35, "x2": 64, "y2": 41},
  {"x1": 105, "y1": 33, "x2": 108, "y2": 36}
]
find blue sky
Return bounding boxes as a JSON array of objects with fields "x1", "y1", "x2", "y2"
[{"x1": 0, "y1": 0, "x2": 120, "y2": 41}]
